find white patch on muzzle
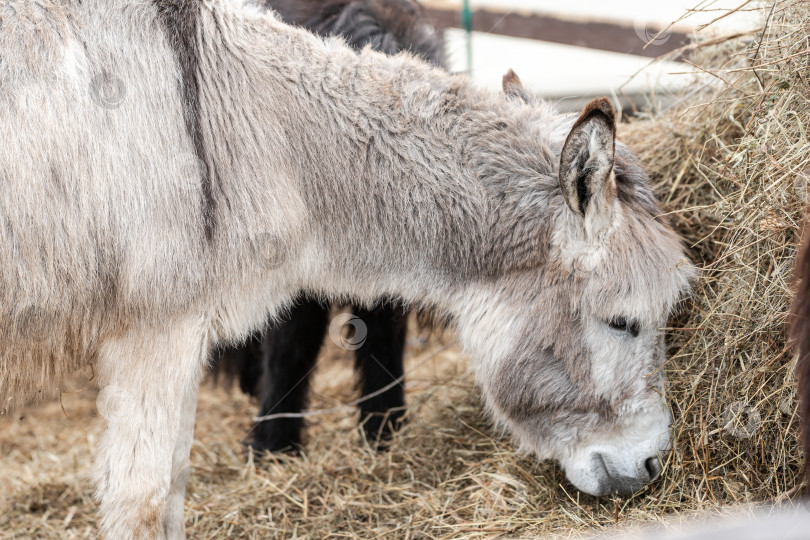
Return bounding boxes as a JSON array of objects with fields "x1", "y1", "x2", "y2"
[{"x1": 560, "y1": 406, "x2": 671, "y2": 497}]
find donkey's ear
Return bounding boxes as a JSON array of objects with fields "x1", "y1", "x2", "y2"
[
  {"x1": 502, "y1": 69, "x2": 532, "y2": 104},
  {"x1": 559, "y1": 97, "x2": 617, "y2": 218}
]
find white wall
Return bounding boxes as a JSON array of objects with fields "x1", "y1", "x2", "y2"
[
  {"x1": 432, "y1": 0, "x2": 762, "y2": 104},
  {"x1": 443, "y1": 29, "x2": 688, "y2": 102}
]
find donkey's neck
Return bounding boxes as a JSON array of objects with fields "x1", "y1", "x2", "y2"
[{"x1": 206, "y1": 6, "x2": 562, "y2": 308}]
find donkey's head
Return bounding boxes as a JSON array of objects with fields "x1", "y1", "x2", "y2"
[{"x1": 462, "y1": 74, "x2": 695, "y2": 497}]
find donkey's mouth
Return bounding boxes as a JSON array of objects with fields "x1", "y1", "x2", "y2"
[
  {"x1": 589, "y1": 453, "x2": 612, "y2": 496},
  {"x1": 591, "y1": 453, "x2": 655, "y2": 497}
]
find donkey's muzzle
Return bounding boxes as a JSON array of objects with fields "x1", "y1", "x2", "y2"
[{"x1": 592, "y1": 453, "x2": 664, "y2": 497}]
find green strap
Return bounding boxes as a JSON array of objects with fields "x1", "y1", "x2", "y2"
[{"x1": 462, "y1": 0, "x2": 472, "y2": 74}]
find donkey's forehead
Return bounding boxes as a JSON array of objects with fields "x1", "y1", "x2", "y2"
[
  {"x1": 561, "y1": 140, "x2": 693, "y2": 315},
  {"x1": 549, "y1": 192, "x2": 693, "y2": 318},
  {"x1": 613, "y1": 144, "x2": 662, "y2": 218},
  {"x1": 584, "y1": 216, "x2": 694, "y2": 318},
  {"x1": 612, "y1": 147, "x2": 695, "y2": 313}
]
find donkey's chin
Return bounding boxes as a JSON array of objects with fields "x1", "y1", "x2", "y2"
[{"x1": 559, "y1": 411, "x2": 672, "y2": 497}]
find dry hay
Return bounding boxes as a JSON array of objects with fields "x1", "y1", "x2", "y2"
[
  {"x1": 621, "y1": 0, "x2": 810, "y2": 508},
  {"x1": 2, "y1": 2, "x2": 810, "y2": 538}
]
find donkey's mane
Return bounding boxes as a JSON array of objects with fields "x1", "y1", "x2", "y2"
[{"x1": 266, "y1": 0, "x2": 443, "y2": 65}]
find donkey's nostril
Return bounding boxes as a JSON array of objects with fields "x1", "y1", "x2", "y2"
[{"x1": 644, "y1": 456, "x2": 662, "y2": 481}]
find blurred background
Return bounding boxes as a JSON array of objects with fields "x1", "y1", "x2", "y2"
[{"x1": 423, "y1": 0, "x2": 761, "y2": 111}]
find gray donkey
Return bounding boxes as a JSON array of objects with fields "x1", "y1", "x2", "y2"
[{"x1": 0, "y1": 1, "x2": 694, "y2": 538}]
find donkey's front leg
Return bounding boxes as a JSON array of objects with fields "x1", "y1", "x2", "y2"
[
  {"x1": 163, "y1": 376, "x2": 200, "y2": 540},
  {"x1": 94, "y1": 317, "x2": 208, "y2": 540}
]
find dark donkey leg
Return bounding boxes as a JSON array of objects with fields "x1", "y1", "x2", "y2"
[
  {"x1": 352, "y1": 301, "x2": 408, "y2": 447},
  {"x1": 250, "y1": 296, "x2": 330, "y2": 453},
  {"x1": 237, "y1": 334, "x2": 265, "y2": 397},
  {"x1": 209, "y1": 334, "x2": 264, "y2": 397}
]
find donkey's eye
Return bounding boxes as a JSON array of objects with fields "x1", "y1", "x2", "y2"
[{"x1": 608, "y1": 317, "x2": 640, "y2": 338}]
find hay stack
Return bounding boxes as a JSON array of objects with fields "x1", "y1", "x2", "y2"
[{"x1": 621, "y1": 0, "x2": 809, "y2": 507}]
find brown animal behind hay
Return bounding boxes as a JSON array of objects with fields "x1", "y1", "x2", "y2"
[{"x1": 789, "y1": 227, "x2": 810, "y2": 487}]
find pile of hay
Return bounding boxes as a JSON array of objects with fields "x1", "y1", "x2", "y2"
[
  {"x1": 2, "y1": 2, "x2": 809, "y2": 538},
  {"x1": 621, "y1": 0, "x2": 809, "y2": 508}
]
